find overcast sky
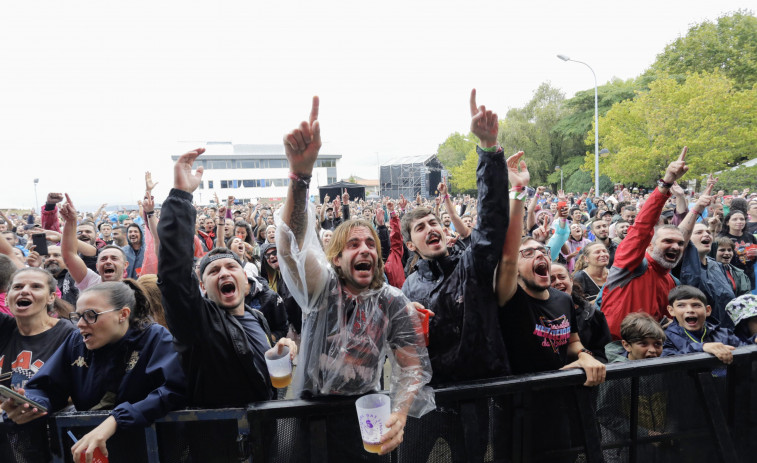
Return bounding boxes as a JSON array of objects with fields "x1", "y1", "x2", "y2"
[{"x1": 1, "y1": 1, "x2": 751, "y2": 210}]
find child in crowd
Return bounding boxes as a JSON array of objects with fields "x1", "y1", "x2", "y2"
[
  {"x1": 662, "y1": 286, "x2": 755, "y2": 364},
  {"x1": 726, "y1": 294, "x2": 757, "y2": 344},
  {"x1": 599, "y1": 313, "x2": 674, "y2": 463}
]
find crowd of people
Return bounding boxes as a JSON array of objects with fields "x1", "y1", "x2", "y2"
[{"x1": 1, "y1": 90, "x2": 756, "y2": 462}]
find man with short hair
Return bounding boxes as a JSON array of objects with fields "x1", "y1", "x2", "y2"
[
  {"x1": 99, "y1": 222, "x2": 114, "y2": 245},
  {"x1": 111, "y1": 225, "x2": 128, "y2": 247},
  {"x1": 197, "y1": 217, "x2": 216, "y2": 252},
  {"x1": 60, "y1": 195, "x2": 128, "y2": 292},
  {"x1": 43, "y1": 245, "x2": 79, "y2": 306},
  {"x1": 401, "y1": 89, "x2": 510, "y2": 386},
  {"x1": 590, "y1": 219, "x2": 617, "y2": 267},
  {"x1": 612, "y1": 219, "x2": 630, "y2": 246},
  {"x1": 601, "y1": 149, "x2": 690, "y2": 339}
]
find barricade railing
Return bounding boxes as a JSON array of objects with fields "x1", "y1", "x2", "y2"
[{"x1": 3, "y1": 345, "x2": 755, "y2": 463}]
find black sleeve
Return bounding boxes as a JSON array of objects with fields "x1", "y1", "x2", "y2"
[
  {"x1": 468, "y1": 147, "x2": 510, "y2": 284},
  {"x1": 342, "y1": 204, "x2": 350, "y2": 221},
  {"x1": 157, "y1": 188, "x2": 206, "y2": 345},
  {"x1": 260, "y1": 289, "x2": 289, "y2": 341},
  {"x1": 377, "y1": 225, "x2": 390, "y2": 262}
]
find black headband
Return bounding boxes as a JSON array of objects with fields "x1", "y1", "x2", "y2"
[{"x1": 198, "y1": 252, "x2": 242, "y2": 277}]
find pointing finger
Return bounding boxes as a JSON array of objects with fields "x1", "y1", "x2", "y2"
[
  {"x1": 469, "y1": 88, "x2": 478, "y2": 116},
  {"x1": 309, "y1": 96, "x2": 320, "y2": 126},
  {"x1": 678, "y1": 146, "x2": 688, "y2": 162}
]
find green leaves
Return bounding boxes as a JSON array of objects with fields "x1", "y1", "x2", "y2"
[{"x1": 586, "y1": 71, "x2": 757, "y2": 186}]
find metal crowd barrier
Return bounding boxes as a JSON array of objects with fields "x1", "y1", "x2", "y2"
[{"x1": 3, "y1": 345, "x2": 755, "y2": 463}]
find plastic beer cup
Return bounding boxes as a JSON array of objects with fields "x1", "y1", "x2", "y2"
[
  {"x1": 355, "y1": 394, "x2": 391, "y2": 453},
  {"x1": 265, "y1": 346, "x2": 292, "y2": 388}
]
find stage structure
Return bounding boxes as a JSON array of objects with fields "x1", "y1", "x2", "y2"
[{"x1": 380, "y1": 154, "x2": 445, "y2": 200}]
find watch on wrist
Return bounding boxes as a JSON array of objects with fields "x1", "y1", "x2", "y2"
[
  {"x1": 579, "y1": 348, "x2": 594, "y2": 357},
  {"x1": 657, "y1": 179, "x2": 674, "y2": 189}
]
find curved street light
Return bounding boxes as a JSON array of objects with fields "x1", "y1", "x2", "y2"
[{"x1": 557, "y1": 54, "x2": 600, "y2": 193}]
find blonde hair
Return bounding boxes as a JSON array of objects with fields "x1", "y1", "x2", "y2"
[{"x1": 326, "y1": 219, "x2": 384, "y2": 290}]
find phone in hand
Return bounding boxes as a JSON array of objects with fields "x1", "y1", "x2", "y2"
[
  {"x1": 31, "y1": 233, "x2": 49, "y2": 256},
  {"x1": 0, "y1": 385, "x2": 48, "y2": 413}
]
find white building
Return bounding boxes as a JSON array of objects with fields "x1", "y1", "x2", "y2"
[{"x1": 172, "y1": 141, "x2": 341, "y2": 204}]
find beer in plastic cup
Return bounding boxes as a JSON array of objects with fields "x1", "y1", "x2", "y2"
[
  {"x1": 355, "y1": 393, "x2": 391, "y2": 453},
  {"x1": 265, "y1": 346, "x2": 292, "y2": 388}
]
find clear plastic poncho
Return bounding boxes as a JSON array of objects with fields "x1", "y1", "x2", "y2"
[{"x1": 275, "y1": 206, "x2": 435, "y2": 418}]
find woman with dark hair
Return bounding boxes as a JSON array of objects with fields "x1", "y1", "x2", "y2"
[
  {"x1": 234, "y1": 219, "x2": 260, "y2": 265},
  {"x1": 715, "y1": 210, "x2": 757, "y2": 289},
  {"x1": 551, "y1": 263, "x2": 611, "y2": 362},
  {"x1": 1, "y1": 280, "x2": 186, "y2": 463},
  {"x1": 226, "y1": 236, "x2": 260, "y2": 279},
  {"x1": 0, "y1": 267, "x2": 75, "y2": 463}
]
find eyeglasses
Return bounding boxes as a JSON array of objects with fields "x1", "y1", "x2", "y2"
[
  {"x1": 68, "y1": 308, "x2": 120, "y2": 324},
  {"x1": 519, "y1": 246, "x2": 548, "y2": 259},
  {"x1": 265, "y1": 250, "x2": 277, "y2": 260}
]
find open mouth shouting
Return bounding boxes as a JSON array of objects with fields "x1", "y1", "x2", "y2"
[
  {"x1": 426, "y1": 231, "x2": 443, "y2": 248},
  {"x1": 218, "y1": 278, "x2": 238, "y2": 304},
  {"x1": 352, "y1": 259, "x2": 374, "y2": 283},
  {"x1": 101, "y1": 265, "x2": 118, "y2": 280},
  {"x1": 14, "y1": 297, "x2": 33, "y2": 312},
  {"x1": 663, "y1": 249, "x2": 680, "y2": 263},
  {"x1": 683, "y1": 315, "x2": 702, "y2": 330},
  {"x1": 532, "y1": 257, "x2": 551, "y2": 286}
]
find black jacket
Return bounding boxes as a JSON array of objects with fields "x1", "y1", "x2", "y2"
[
  {"x1": 158, "y1": 189, "x2": 274, "y2": 407},
  {"x1": 245, "y1": 276, "x2": 288, "y2": 342},
  {"x1": 402, "y1": 147, "x2": 510, "y2": 386}
]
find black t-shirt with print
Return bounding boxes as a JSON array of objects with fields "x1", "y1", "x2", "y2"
[
  {"x1": 0, "y1": 315, "x2": 75, "y2": 389},
  {"x1": 500, "y1": 286, "x2": 577, "y2": 375}
]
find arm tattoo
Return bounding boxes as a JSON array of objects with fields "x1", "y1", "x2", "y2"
[{"x1": 289, "y1": 182, "x2": 308, "y2": 243}]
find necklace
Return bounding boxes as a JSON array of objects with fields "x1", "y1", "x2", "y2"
[{"x1": 684, "y1": 325, "x2": 707, "y2": 344}]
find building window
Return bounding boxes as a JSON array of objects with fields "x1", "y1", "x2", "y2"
[
  {"x1": 240, "y1": 160, "x2": 258, "y2": 169},
  {"x1": 199, "y1": 181, "x2": 204, "y2": 190},
  {"x1": 327, "y1": 177, "x2": 336, "y2": 184},
  {"x1": 221, "y1": 180, "x2": 228, "y2": 189},
  {"x1": 208, "y1": 180, "x2": 214, "y2": 189},
  {"x1": 209, "y1": 160, "x2": 228, "y2": 169}
]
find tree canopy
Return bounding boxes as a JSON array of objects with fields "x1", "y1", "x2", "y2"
[
  {"x1": 648, "y1": 10, "x2": 757, "y2": 91},
  {"x1": 585, "y1": 71, "x2": 757, "y2": 186}
]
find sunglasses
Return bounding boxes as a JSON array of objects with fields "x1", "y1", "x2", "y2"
[{"x1": 68, "y1": 308, "x2": 120, "y2": 325}]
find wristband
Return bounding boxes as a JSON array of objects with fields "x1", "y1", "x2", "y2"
[
  {"x1": 579, "y1": 348, "x2": 594, "y2": 357},
  {"x1": 691, "y1": 209, "x2": 703, "y2": 218},
  {"x1": 509, "y1": 191, "x2": 528, "y2": 201},
  {"x1": 443, "y1": 194, "x2": 450, "y2": 200},
  {"x1": 146, "y1": 211, "x2": 155, "y2": 217},
  {"x1": 288, "y1": 172, "x2": 312, "y2": 188},
  {"x1": 510, "y1": 186, "x2": 526, "y2": 192}
]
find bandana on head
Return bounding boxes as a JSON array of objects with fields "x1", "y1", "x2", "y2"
[{"x1": 198, "y1": 252, "x2": 243, "y2": 277}]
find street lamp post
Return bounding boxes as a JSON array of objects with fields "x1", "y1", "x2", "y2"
[
  {"x1": 557, "y1": 54, "x2": 600, "y2": 193},
  {"x1": 555, "y1": 166, "x2": 563, "y2": 191},
  {"x1": 33, "y1": 178, "x2": 39, "y2": 212}
]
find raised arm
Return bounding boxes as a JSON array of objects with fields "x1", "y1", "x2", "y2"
[
  {"x1": 526, "y1": 186, "x2": 544, "y2": 231},
  {"x1": 467, "y1": 89, "x2": 509, "y2": 282},
  {"x1": 157, "y1": 148, "x2": 209, "y2": 343},
  {"x1": 60, "y1": 194, "x2": 89, "y2": 283},
  {"x1": 613, "y1": 147, "x2": 689, "y2": 272},
  {"x1": 495, "y1": 152, "x2": 529, "y2": 306},
  {"x1": 41, "y1": 193, "x2": 64, "y2": 233},
  {"x1": 276, "y1": 97, "x2": 331, "y2": 308},
  {"x1": 438, "y1": 182, "x2": 468, "y2": 238}
]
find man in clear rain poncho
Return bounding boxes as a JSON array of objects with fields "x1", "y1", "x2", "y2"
[{"x1": 275, "y1": 96, "x2": 435, "y2": 458}]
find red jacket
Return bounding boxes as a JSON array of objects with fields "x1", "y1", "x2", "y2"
[
  {"x1": 384, "y1": 214, "x2": 406, "y2": 288},
  {"x1": 601, "y1": 188, "x2": 676, "y2": 340}
]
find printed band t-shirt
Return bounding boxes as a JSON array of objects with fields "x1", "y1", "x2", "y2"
[
  {"x1": 500, "y1": 286, "x2": 577, "y2": 375},
  {"x1": 0, "y1": 318, "x2": 75, "y2": 389}
]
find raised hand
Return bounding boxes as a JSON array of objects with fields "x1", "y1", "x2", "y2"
[
  {"x1": 227, "y1": 196, "x2": 235, "y2": 207},
  {"x1": 284, "y1": 96, "x2": 321, "y2": 176},
  {"x1": 398, "y1": 195, "x2": 408, "y2": 211},
  {"x1": 506, "y1": 151, "x2": 529, "y2": 187},
  {"x1": 173, "y1": 148, "x2": 206, "y2": 194},
  {"x1": 143, "y1": 193, "x2": 155, "y2": 213},
  {"x1": 386, "y1": 200, "x2": 395, "y2": 213},
  {"x1": 437, "y1": 182, "x2": 447, "y2": 196},
  {"x1": 323, "y1": 194, "x2": 330, "y2": 205},
  {"x1": 375, "y1": 206, "x2": 385, "y2": 226},
  {"x1": 46, "y1": 193, "x2": 64, "y2": 205},
  {"x1": 145, "y1": 171, "x2": 159, "y2": 192},
  {"x1": 663, "y1": 146, "x2": 689, "y2": 184},
  {"x1": 670, "y1": 182, "x2": 685, "y2": 198},
  {"x1": 342, "y1": 189, "x2": 350, "y2": 204},
  {"x1": 704, "y1": 174, "x2": 718, "y2": 196},
  {"x1": 469, "y1": 89, "x2": 498, "y2": 148},
  {"x1": 60, "y1": 194, "x2": 78, "y2": 223}
]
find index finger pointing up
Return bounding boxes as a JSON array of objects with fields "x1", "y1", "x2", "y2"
[
  {"x1": 470, "y1": 88, "x2": 478, "y2": 116},
  {"x1": 679, "y1": 146, "x2": 688, "y2": 162},
  {"x1": 309, "y1": 96, "x2": 320, "y2": 126}
]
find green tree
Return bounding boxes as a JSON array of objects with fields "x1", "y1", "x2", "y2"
[
  {"x1": 712, "y1": 164, "x2": 757, "y2": 192},
  {"x1": 498, "y1": 82, "x2": 576, "y2": 184},
  {"x1": 564, "y1": 170, "x2": 614, "y2": 195},
  {"x1": 648, "y1": 10, "x2": 757, "y2": 91},
  {"x1": 584, "y1": 71, "x2": 757, "y2": 185},
  {"x1": 448, "y1": 145, "x2": 478, "y2": 192},
  {"x1": 436, "y1": 132, "x2": 478, "y2": 169}
]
